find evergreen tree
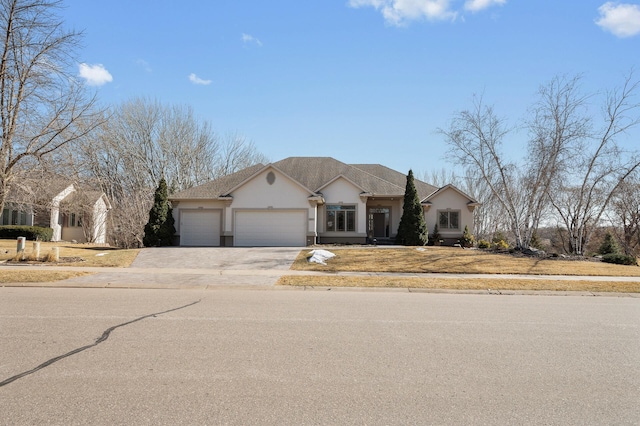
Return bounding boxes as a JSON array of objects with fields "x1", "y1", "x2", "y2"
[
  {"x1": 461, "y1": 225, "x2": 475, "y2": 247},
  {"x1": 396, "y1": 169, "x2": 428, "y2": 246},
  {"x1": 143, "y1": 178, "x2": 176, "y2": 247},
  {"x1": 598, "y1": 232, "x2": 620, "y2": 255}
]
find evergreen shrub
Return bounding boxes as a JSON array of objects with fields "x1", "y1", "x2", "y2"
[
  {"x1": 598, "y1": 232, "x2": 621, "y2": 256},
  {"x1": 602, "y1": 253, "x2": 637, "y2": 266},
  {"x1": 0, "y1": 226, "x2": 53, "y2": 241}
]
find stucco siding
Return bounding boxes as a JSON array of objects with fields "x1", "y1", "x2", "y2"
[
  {"x1": 318, "y1": 178, "x2": 366, "y2": 236},
  {"x1": 230, "y1": 168, "x2": 314, "y2": 238},
  {"x1": 425, "y1": 188, "x2": 474, "y2": 238}
]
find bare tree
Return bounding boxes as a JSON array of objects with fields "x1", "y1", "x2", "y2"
[
  {"x1": 214, "y1": 132, "x2": 269, "y2": 179},
  {"x1": 441, "y1": 73, "x2": 640, "y2": 253},
  {"x1": 609, "y1": 174, "x2": 640, "y2": 256},
  {"x1": 74, "y1": 97, "x2": 268, "y2": 247},
  {"x1": 439, "y1": 95, "x2": 545, "y2": 249},
  {"x1": 545, "y1": 73, "x2": 640, "y2": 254},
  {"x1": 0, "y1": 0, "x2": 100, "y2": 214}
]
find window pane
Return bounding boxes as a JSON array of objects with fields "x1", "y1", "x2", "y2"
[
  {"x1": 450, "y1": 212, "x2": 459, "y2": 229},
  {"x1": 326, "y1": 210, "x2": 335, "y2": 231},
  {"x1": 346, "y1": 211, "x2": 355, "y2": 231},
  {"x1": 337, "y1": 211, "x2": 345, "y2": 231},
  {"x1": 439, "y1": 212, "x2": 449, "y2": 228}
]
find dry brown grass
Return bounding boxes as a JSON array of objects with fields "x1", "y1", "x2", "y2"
[
  {"x1": 0, "y1": 270, "x2": 91, "y2": 283},
  {"x1": 0, "y1": 240, "x2": 140, "y2": 267},
  {"x1": 291, "y1": 247, "x2": 640, "y2": 276},
  {"x1": 277, "y1": 275, "x2": 640, "y2": 293}
]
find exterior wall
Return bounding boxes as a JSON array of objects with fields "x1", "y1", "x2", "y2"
[
  {"x1": 92, "y1": 198, "x2": 109, "y2": 244},
  {"x1": 61, "y1": 223, "x2": 85, "y2": 242},
  {"x1": 229, "y1": 168, "x2": 317, "y2": 245},
  {"x1": 50, "y1": 185, "x2": 75, "y2": 241},
  {"x1": 425, "y1": 188, "x2": 474, "y2": 243},
  {"x1": 317, "y1": 178, "x2": 367, "y2": 244},
  {"x1": 173, "y1": 200, "x2": 227, "y2": 246}
]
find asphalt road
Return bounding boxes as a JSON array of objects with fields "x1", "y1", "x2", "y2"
[{"x1": 1, "y1": 287, "x2": 639, "y2": 425}]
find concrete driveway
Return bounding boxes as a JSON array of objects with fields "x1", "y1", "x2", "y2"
[
  {"x1": 131, "y1": 247, "x2": 302, "y2": 270},
  {"x1": 58, "y1": 246, "x2": 304, "y2": 288}
]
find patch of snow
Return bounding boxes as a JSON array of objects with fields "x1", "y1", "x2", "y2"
[
  {"x1": 96, "y1": 253, "x2": 108, "y2": 257},
  {"x1": 307, "y1": 249, "x2": 336, "y2": 265}
]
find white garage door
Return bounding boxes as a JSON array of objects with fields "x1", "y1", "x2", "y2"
[
  {"x1": 180, "y1": 210, "x2": 221, "y2": 246},
  {"x1": 234, "y1": 210, "x2": 306, "y2": 247}
]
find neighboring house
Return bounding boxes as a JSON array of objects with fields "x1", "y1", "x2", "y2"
[
  {"x1": 169, "y1": 157, "x2": 480, "y2": 247},
  {"x1": 1, "y1": 180, "x2": 111, "y2": 244}
]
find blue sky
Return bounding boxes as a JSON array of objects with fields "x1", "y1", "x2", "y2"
[{"x1": 63, "y1": 0, "x2": 640, "y2": 176}]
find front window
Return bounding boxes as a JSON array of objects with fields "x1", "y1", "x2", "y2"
[
  {"x1": 326, "y1": 205, "x2": 356, "y2": 232},
  {"x1": 68, "y1": 213, "x2": 83, "y2": 227},
  {"x1": 438, "y1": 210, "x2": 460, "y2": 230}
]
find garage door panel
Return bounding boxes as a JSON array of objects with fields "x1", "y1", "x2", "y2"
[
  {"x1": 180, "y1": 210, "x2": 221, "y2": 246},
  {"x1": 235, "y1": 211, "x2": 306, "y2": 247}
]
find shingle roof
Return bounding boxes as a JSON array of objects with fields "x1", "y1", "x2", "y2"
[
  {"x1": 59, "y1": 189, "x2": 111, "y2": 209},
  {"x1": 350, "y1": 164, "x2": 438, "y2": 201},
  {"x1": 170, "y1": 163, "x2": 265, "y2": 199},
  {"x1": 170, "y1": 157, "x2": 439, "y2": 200}
]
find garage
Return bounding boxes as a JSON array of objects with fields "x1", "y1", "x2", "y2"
[
  {"x1": 179, "y1": 210, "x2": 221, "y2": 246},
  {"x1": 234, "y1": 210, "x2": 307, "y2": 247}
]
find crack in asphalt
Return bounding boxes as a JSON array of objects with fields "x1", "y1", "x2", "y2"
[{"x1": 0, "y1": 299, "x2": 201, "y2": 388}]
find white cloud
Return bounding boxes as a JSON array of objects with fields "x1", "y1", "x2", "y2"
[
  {"x1": 136, "y1": 59, "x2": 152, "y2": 73},
  {"x1": 464, "y1": 0, "x2": 506, "y2": 13},
  {"x1": 78, "y1": 63, "x2": 113, "y2": 86},
  {"x1": 348, "y1": 0, "x2": 510, "y2": 24},
  {"x1": 188, "y1": 73, "x2": 212, "y2": 85},
  {"x1": 596, "y1": 2, "x2": 640, "y2": 38},
  {"x1": 348, "y1": 0, "x2": 457, "y2": 25},
  {"x1": 241, "y1": 33, "x2": 263, "y2": 46}
]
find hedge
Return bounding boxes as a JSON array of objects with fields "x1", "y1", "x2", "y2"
[
  {"x1": 0, "y1": 226, "x2": 53, "y2": 241},
  {"x1": 602, "y1": 253, "x2": 638, "y2": 266}
]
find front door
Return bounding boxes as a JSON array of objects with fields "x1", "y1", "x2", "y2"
[{"x1": 368, "y1": 207, "x2": 390, "y2": 239}]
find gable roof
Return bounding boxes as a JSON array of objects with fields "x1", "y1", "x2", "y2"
[
  {"x1": 422, "y1": 184, "x2": 481, "y2": 205},
  {"x1": 350, "y1": 164, "x2": 438, "y2": 201},
  {"x1": 169, "y1": 163, "x2": 265, "y2": 199},
  {"x1": 59, "y1": 189, "x2": 113, "y2": 211},
  {"x1": 170, "y1": 157, "x2": 440, "y2": 200}
]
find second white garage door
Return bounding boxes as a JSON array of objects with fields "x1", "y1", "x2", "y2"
[
  {"x1": 180, "y1": 210, "x2": 221, "y2": 246},
  {"x1": 234, "y1": 210, "x2": 306, "y2": 247}
]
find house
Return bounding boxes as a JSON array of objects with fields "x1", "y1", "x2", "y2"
[
  {"x1": 169, "y1": 157, "x2": 480, "y2": 247},
  {"x1": 1, "y1": 179, "x2": 111, "y2": 244}
]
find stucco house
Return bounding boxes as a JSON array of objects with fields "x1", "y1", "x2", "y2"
[
  {"x1": 169, "y1": 157, "x2": 480, "y2": 247},
  {"x1": 1, "y1": 180, "x2": 111, "y2": 244}
]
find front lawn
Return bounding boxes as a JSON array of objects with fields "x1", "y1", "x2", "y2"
[
  {"x1": 289, "y1": 247, "x2": 640, "y2": 276},
  {"x1": 0, "y1": 239, "x2": 140, "y2": 283},
  {"x1": 280, "y1": 247, "x2": 640, "y2": 292},
  {"x1": 0, "y1": 240, "x2": 140, "y2": 267}
]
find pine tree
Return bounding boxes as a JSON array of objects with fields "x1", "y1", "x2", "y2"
[
  {"x1": 396, "y1": 169, "x2": 428, "y2": 246},
  {"x1": 598, "y1": 232, "x2": 620, "y2": 255},
  {"x1": 143, "y1": 178, "x2": 176, "y2": 247}
]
